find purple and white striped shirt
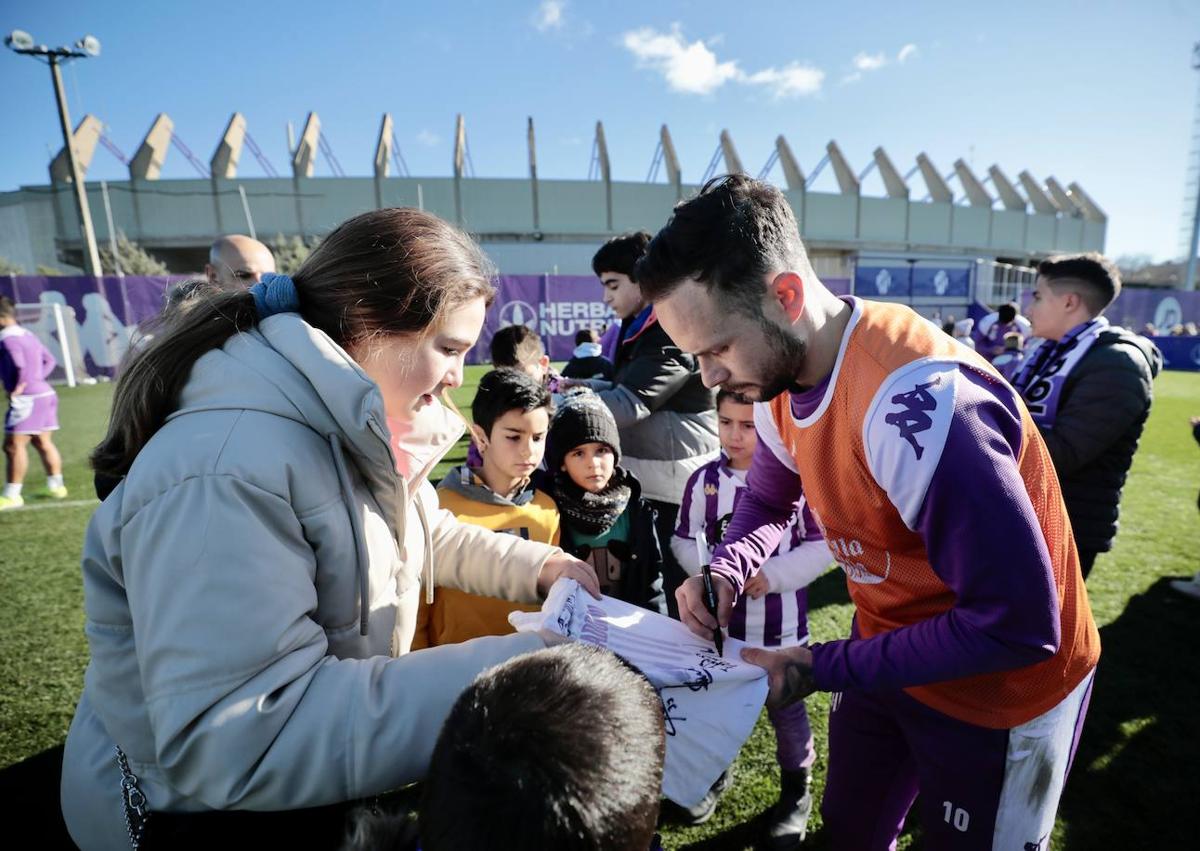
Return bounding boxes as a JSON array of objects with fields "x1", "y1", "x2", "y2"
[{"x1": 672, "y1": 454, "x2": 829, "y2": 648}]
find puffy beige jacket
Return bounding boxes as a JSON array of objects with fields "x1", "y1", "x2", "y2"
[{"x1": 61, "y1": 315, "x2": 554, "y2": 849}]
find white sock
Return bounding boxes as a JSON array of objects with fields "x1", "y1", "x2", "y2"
[
  {"x1": 2, "y1": 483, "x2": 22, "y2": 499},
  {"x1": 47, "y1": 474, "x2": 64, "y2": 489}
]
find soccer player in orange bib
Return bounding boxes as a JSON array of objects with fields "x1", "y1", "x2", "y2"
[{"x1": 640, "y1": 175, "x2": 1099, "y2": 851}]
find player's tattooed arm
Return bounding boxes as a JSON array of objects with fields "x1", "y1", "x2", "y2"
[
  {"x1": 776, "y1": 654, "x2": 817, "y2": 708},
  {"x1": 740, "y1": 645, "x2": 817, "y2": 708}
]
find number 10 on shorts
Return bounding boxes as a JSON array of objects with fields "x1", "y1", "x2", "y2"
[{"x1": 942, "y1": 801, "x2": 970, "y2": 832}]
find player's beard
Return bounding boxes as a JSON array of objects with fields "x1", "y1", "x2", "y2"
[{"x1": 724, "y1": 317, "x2": 807, "y2": 403}]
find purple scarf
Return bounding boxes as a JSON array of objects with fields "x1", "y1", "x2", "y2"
[{"x1": 1014, "y1": 317, "x2": 1107, "y2": 427}]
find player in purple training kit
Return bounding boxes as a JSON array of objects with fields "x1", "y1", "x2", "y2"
[{"x1": 1, "y1": 296, "x2": 68, "y2": 509}]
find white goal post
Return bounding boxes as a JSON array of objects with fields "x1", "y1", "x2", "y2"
[{"x1": 14, "y1": 302, "x2": 91, "y2": 388}]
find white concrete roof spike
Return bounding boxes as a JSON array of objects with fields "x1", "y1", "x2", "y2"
[
  {"x1": 916, "y1": 152, "x2": 952, "y2": 203},
  {"x1": 987, "y1": 165, "x2": 1026, "y2": 211},
  {"x1": 1067, "y1": 181, "x2": 1106, "y2": 223},
  {"x1": 1018, "y1": 170, "x2": 1060, "y2": 215},
  {"x1": 872, "y1": 146, "x2": 909, "y2": 199},
  {"x1": 825, "y1": 141, "x2": 860, "y2": 195}
]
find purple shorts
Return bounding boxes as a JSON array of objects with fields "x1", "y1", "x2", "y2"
[
  {"x1": 5, "y1": 391, "x2": 59, "y2": 435},
  {"x1": 820, "y1": 670, "x2": 1094, "y2": 850}
]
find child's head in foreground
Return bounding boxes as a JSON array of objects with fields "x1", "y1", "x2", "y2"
[
  {"x1": 716, "y1": 389, "x2": 758, "y2": 470},
  {"x1": 548, "y1": 393, "x2": 622, "y2": 494},
  {"x1": 420, "y1": 643, "x2": 665, "y2": 850},
  {"x1": 469, "y1": 368, "x2": 553, "y2": 484},
  {"x1": 490, "y1": 324, "x2": 550, "y2": 383}
]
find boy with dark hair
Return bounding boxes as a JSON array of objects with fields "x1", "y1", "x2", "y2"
[
  {"x1": 343, "y1": 644, "x2": 666, "y2": 851},
  {"x1": 411, "y1": 368, "x2": 559, "y2": 649},
  {"x1": 575, "y1": 231, "x2": 719, "y2": 618},
  {"x1": 427, "y1": 643, "x2": 665, "y2": 850},
  {"x1": 591, "y1": 230, "x2": 652, "y2": 280},
  {"x1": 489, "y1": 323, "x2": 561, "y2": 391},
  {"x1": 638, "y1": 173, "x2": 1100, "y2": 850},
  {"x1": 541, "y1": 392, "x2": 666, "y2": 613},
  {"x1": 563, "y1": 328, "x2": 614, "y2": 381},
  {"x1": 1, "y1": 296, "x2": 67, "y2": 509},
  {"x1": 1019, "y1": 252, "x2": 1161, "y2": 578}
]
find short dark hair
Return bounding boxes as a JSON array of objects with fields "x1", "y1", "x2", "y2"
[
  {"x1": 0, "y1": 296, "x2": 15, "y2": 321},
  {"x1": 635, "y1": 174, "x2": 808, "y2": 315},
  {"x1": 592, "y1": 231, "x2": 651, "y2": 278},
  {"x1": 490, "y1": 324, "x2": 545, "y2": 368},
  {"x1": 419, "y1": 644, "x2": 665, "y2": 851},
  {"x1": 1037, "y1": 253, "x2": 1121, "y2": 316},
  {"x1": 575, "y1": 328, "x2": 600, "y2": 346},
  {"x1": 997, "y1": 302, "x2": 1018, "y2": 324},
  {"x1": 472, "y1": 368, "x2": 552, "y2": 437},
  {"x1": 715, "y1": 388, "x2": 752, "y2": 411}
]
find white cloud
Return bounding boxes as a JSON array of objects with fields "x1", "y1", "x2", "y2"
[
  {"x1": 531, "y1": 0, "x2": 565, "y2": 32},
  {"x1": 897, "y1": 43, "x2": 918, "y2": 63},
  {"x1": 744, "y1": 62, "x2": 825, "y2": 99},
  {"x1": 622, "y1": 24, "x2": 823, "y2": 98},
  {"x1": 841, "y1": 71, "x2": 863, "y2": 85},
  {"x1": 853, "y1": 51, "x2": 888, "y2": 72},
  {"x1": 416, "y1": 129, "x2": 440, "y2": 147},
  {"x1": 622, "y1": 25, "x2": 740, "y2": 95}
]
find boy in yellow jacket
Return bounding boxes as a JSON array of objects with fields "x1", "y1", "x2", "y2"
[{"x1": 413, "y1": 368, "x2": 559, "y2": 649}]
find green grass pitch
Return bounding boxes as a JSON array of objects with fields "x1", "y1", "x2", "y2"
[{"x1": 1, "y1": 368, "x2": 1196, "y2": 848}]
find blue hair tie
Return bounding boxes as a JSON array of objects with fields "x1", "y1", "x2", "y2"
[{"x1": 249, "y1": 273, "x2": 300, "y2": 319}]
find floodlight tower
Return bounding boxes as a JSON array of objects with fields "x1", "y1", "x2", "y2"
[
  {"x1": 5, "y1": 29, "x2": 104, "y2": 276},
  {"x1": 1185, "y1": 41, "x2": 1200, "y2": 291}
]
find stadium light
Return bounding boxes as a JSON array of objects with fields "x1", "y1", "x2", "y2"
[
  {"x1": 5, "y1": 30, "x2": 34, "y2": 51},
  {"x1": 5, "y1": 29, "x2": 104, "y2": 276},
  {"x1": 77, "y1": 35, "x2": 101, "y2": 57}
]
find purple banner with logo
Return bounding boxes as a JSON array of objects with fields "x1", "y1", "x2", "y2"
[
  {"x1": 1, "y1": 275, "x2": 181, "y2": 378},
  {"x1": 855, "y1": 264, "x2": 972, "y2": 300},
  {"x1": 3, "y1": 272, "x2": 860, "y2": 376},
  {"x1": 1147, "y1": 335, "x2": 1200, "y2": 372},
  {"x1": 1105, "y1": 289, "x2": 1200, "y2": 333},
  {"x1": 911, "y1": 265, "x2": 971, "y2": 298},
  {"x1": 477, "y1": 275, "x2": 615, "y2": 364},
  {"x1": 855, "y1": 266, "x2": 911, "y2": 298}
]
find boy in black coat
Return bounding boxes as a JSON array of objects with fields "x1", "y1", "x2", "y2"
[{"x1": 538, "y1": 391, "x2": 666, "y2": 614}]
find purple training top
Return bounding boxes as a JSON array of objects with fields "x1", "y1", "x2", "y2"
[
  {"x1": 0, "y1": 326, "x2": 56, "y2": 395},
  {"x1": 709, "y1": 365, "x2": 1062, "y2": 695}
]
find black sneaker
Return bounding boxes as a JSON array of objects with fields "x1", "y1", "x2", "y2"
[{"x1": 661, "y1": 768, "x2": 734, "y2": 826}]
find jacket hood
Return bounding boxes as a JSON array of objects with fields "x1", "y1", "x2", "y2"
[
  {"x1": 170, "y1": 314, "x2": 463, "y2": 499},
  {"x1": 437, "y1": 464, "x2": 537, "y2": 507},
  {"x1": 1096, "y1": 326, "x2": 1163, "y2": 379},
  {"x1": 572, "y1": 342, "x2": 604, "y2": 359},
  {"x1": 166, "y1": 314, "x2": 465, "y2": 632}
]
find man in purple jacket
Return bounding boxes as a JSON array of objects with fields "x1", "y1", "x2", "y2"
[{"x1": 1, "y1": 296, "x2": 67, "y2": 509}]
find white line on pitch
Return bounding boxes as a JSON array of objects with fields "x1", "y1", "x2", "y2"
[{"x1": 0, "y1": 499, "x2": 99, "y2": 513}]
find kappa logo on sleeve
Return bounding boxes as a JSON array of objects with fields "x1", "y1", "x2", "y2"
[{"x1": 883, "y1": 376, "x2": 942, "y2": 460}]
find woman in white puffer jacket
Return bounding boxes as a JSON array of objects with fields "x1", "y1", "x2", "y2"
[{"x1": 61, "y1": 209, "x2": 598, "y2": 849}]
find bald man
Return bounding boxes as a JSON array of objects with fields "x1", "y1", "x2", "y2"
[{"x1": 205, "y1": 235, "x2": 276, "y2": 289}]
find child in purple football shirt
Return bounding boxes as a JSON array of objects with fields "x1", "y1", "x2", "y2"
[{"x1": 1, "y1": 296, "x2": 67, "y2": 509}]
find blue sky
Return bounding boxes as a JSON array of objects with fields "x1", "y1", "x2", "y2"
[{"x1": 3, "y1": 0, "x2": 1198, "y2": 261}]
